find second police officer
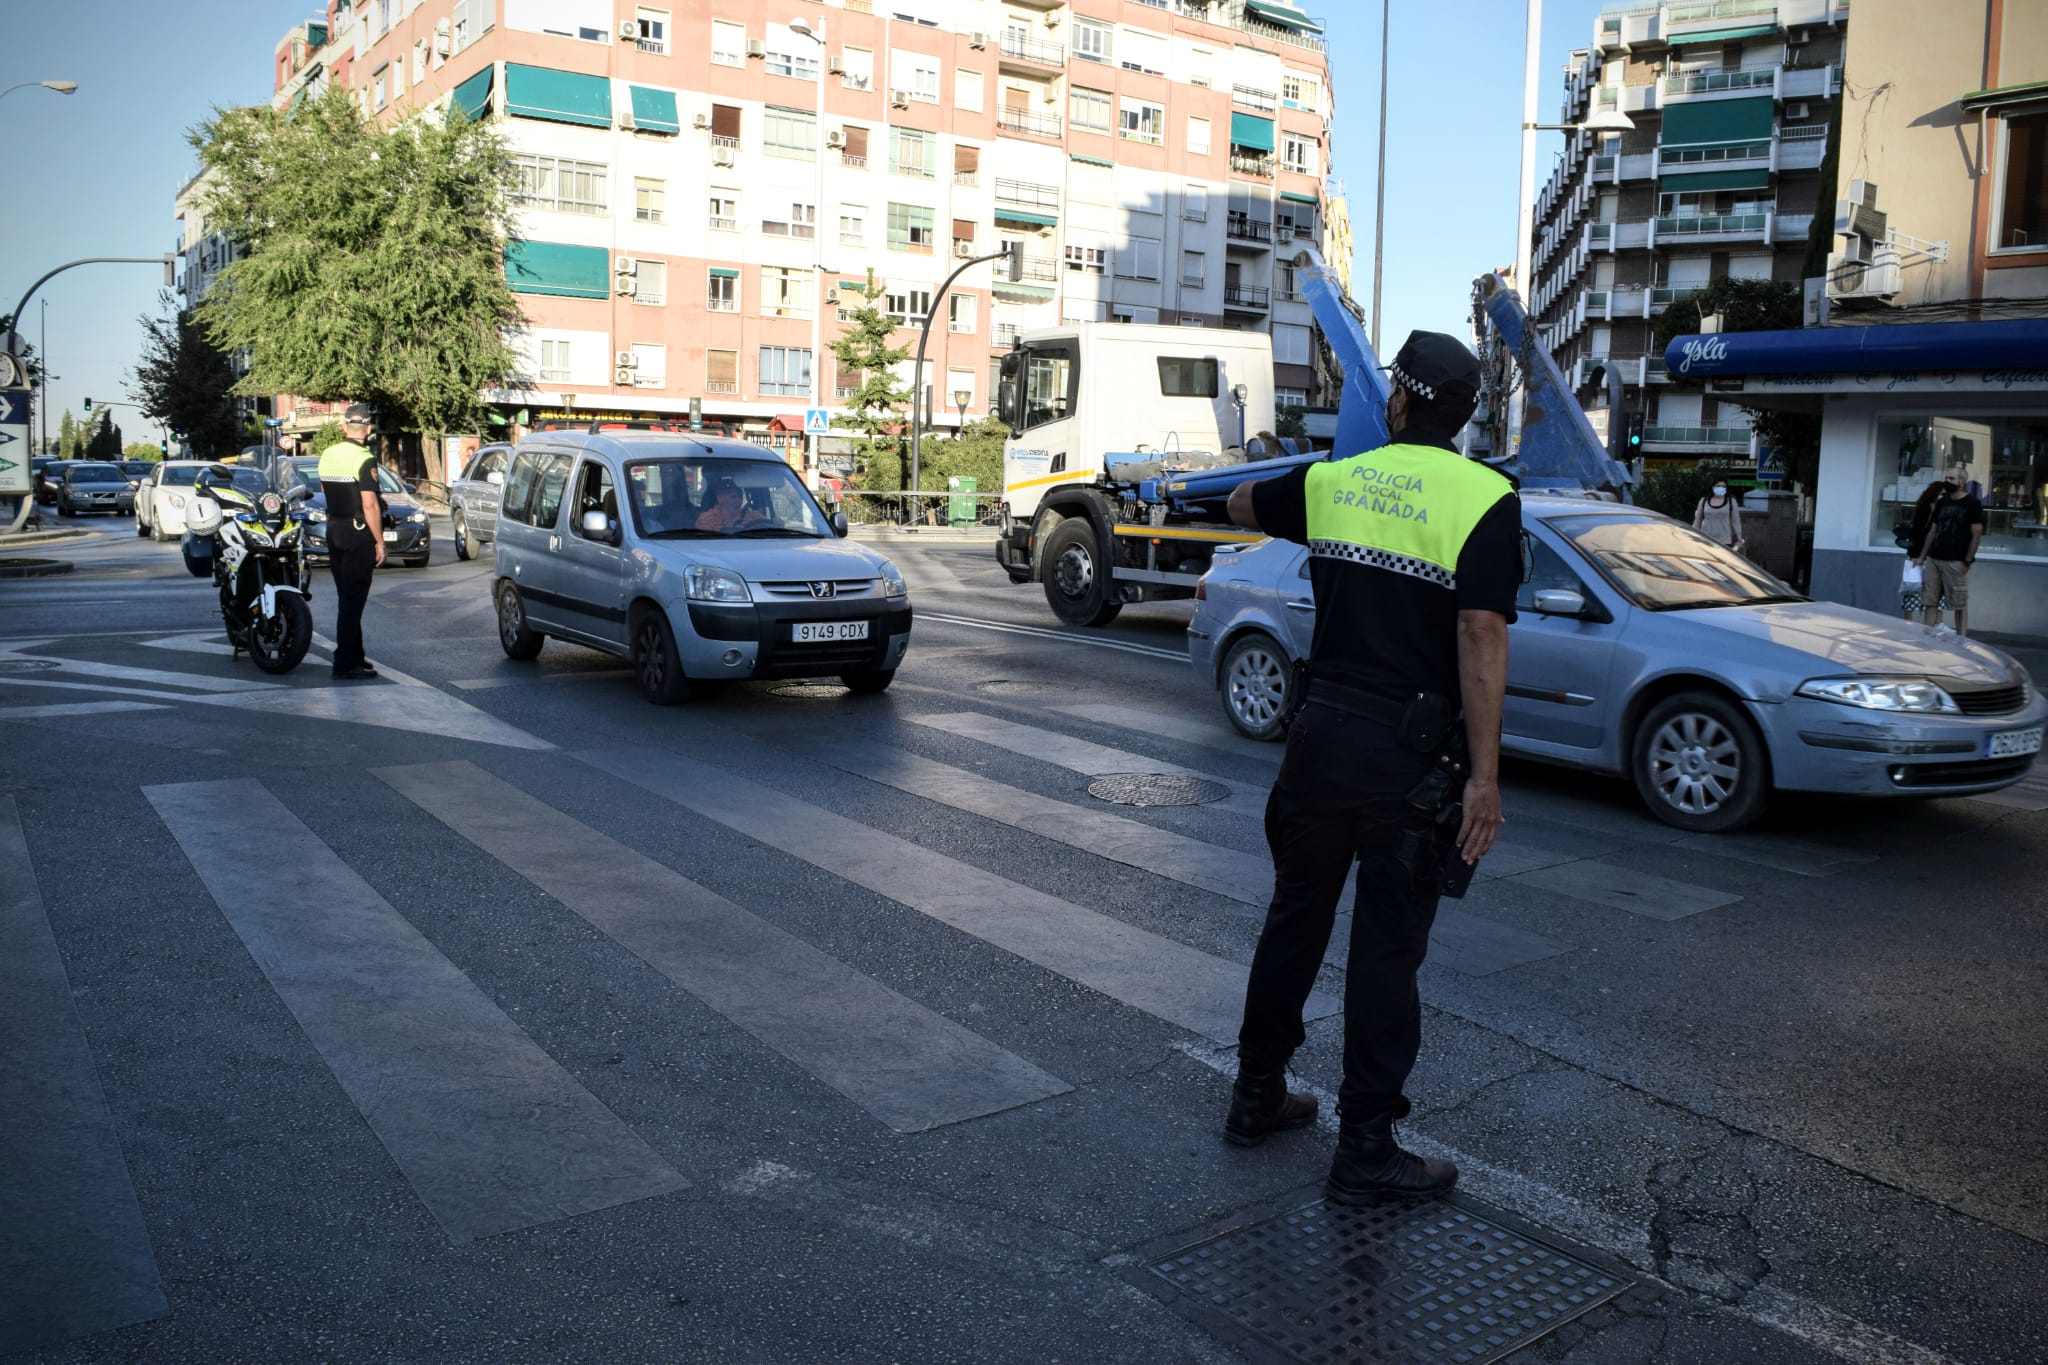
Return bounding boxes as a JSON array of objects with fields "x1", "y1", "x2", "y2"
[{"x1": 1222, "y1": 331, "x2": 1520, "y2": 1204}]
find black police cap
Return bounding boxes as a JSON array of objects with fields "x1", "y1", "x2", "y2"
[{"x1": 1384, "y1": 331, "x2": 1481, "y2": 404}]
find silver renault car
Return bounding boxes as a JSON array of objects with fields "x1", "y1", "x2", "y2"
[
  {"x1": 1189, "y1": 495, "x2": 2044, "y2": 832},
  {"x1": 492, "y1": 431, "x2": 911, "y2": 702}
]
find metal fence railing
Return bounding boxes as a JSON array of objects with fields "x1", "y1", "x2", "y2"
[{"x1": 830, "y1": 490, "x2": 1005, "y2": 529}]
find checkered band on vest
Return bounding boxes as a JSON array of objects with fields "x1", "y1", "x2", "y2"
[{"x1": 1308, "y1": 538, "x2": 1455, "y2": 589}]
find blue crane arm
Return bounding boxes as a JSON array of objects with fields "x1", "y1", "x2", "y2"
[
  {"x1": 1477, "y1": 272, "x2": 1633, "y2": 496},
  {"x1": 1298, "y1": 246, "x2": 1391, "y2": 460}
]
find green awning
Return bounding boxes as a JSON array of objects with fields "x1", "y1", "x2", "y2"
[
  {"x1": 504, "y1": 240, "x2": 610, "y2": 298},
  {"x1": 994, "y1": 208, "x2": 1057, "y2": 227},
  {"x1": 1229, "y1": 111, "x2": 1276, "y2": 152},
  {"x1": 1661, "y1": 94, "x2": 1773, "y2": 145},
  {"x1": 1280, "y1": 189, "x2": 1319, "y2": 204},
  {"x1": 628, "y1": 85, "x2": 678, "y2": 133},
  {"x1": 450, "y1": 65, "x2": 494, "y2": 122},
  {"x1": 287, "y1": 86, "x2": 308, "y2": 117},
  {"x1": 1961, "y1": 79, "x2": 2048, "y2": 111},
  {"x1": 708, "y1": 267, "x2": 739, "y2": 279},
  {"x1": 504, "y1": 64, "x2": 612, "y2": 127},
  {"x1": 837, "y1": 279, "x2": 866, "y2": 290},
  {"x1": 1070, "y1": 154, "x2": 1114, "y2": 167},
  {"x1": 1245, "y1": 0, "x2": 1324, "y2": 33},
  {"x1": 1667, "y1": 24, "x2": 1777, "y2": 45},
  {"x1": 1659, "y1": 167, "x2": 1771, "y2": 192}
]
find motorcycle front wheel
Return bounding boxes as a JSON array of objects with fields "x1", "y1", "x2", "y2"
[{"x1": 248, "y1": 594, "x2": 313, "y2": 675}]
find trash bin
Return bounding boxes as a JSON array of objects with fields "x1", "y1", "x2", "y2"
[{"x1": 946, "y1": 476, "x2": 977, "y2": 528}]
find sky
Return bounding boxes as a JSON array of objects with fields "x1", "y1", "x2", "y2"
[{"x1": 0, "y1": 0, "x2": 1610, "y2": 443}]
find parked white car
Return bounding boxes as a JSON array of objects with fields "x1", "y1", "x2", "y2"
[{"x1": 136, "y1": 461, "x2": 265, "y2": 541}]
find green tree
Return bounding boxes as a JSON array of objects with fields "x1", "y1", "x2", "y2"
[
  {"x1": 122, "y1": 441, "x2": 164, "y2": 460},
  {"x1": 84, "y1": 412, "x2": 122, "y2": 460},
  {"x1": 1636, "y1": 458, "x2": 1745, "y2": 522},
  {"x1": 916, "y1": 416, "x2": 1009, "y2": 492},
  {"x1": 132, "y1": 290, "x2": 243, "y2": 458},
  {"x1": 307, "y1": 420, "x2": 347, "y2": 456},
  {"x1": 57, "y1": 410, "x2": 77, "y2": 459},
  {"x1": 190, "y1": 85, "x2": 523, "y2": 484},
  {"x1": 1651, "y1": 277, "x2": 1820, "y2": 492},
  {"x1": 827, "y1": 270, "x2": 911, "y2": 491}
]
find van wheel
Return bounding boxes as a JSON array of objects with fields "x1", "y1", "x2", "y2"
[
  {"x1": 1040, "y1": 519, "x2": 1122, "y2": 627},
  {"x1": 1220, "y1": 632, "x2": 1293, "y2": 741},
  {"x1": 631, "y1": 607, "x2": 692, "y2": 705},
  {"x1": 1631, "y1": 691, "x2": 1769, "y2": 832},
  {"x1": 495, "y1": 581, "x2": 544, "y2": 660},
  {"x1": 841, "y1": 668, "x2": 895, "y2": 695}
]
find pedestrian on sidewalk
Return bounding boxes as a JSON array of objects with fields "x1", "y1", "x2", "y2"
[
  {"x1": 1916, "y1": 465, "x2": 1984, "y2": 637},
  {"x1": 1692, "y1": 479, "x2": 1745, "y2": 556},
  {"x1": 1900, "y1": 480, "x2": 1950, "y2": 622},
  {"x1": 318, "y1": 404, "x2": 385, "y2": 679},
  {"x1": 1222, "y1": 331, "x2": 1519, "y2": 1205}
]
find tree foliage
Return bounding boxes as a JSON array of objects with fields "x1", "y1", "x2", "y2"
[
  {"x1": 828, "y1": 271, "x2": 911, "y2": 491},
  {"x1": 1636, "y1": 459, "x2": 1745, "y2": 522},
  {"x1": 189, "y1": 86, "x2": 524, "y2": 479},
  {"x1": 132, "y1": 290, "x2": 242, "y2": 458},
  {"x1": 307, "y1": 420, "x2": 348, "y2": 455},
  {"x1": 84, "y1": 411, "x2": 123, "y2": 460},
  {"x1": 57, "y1": 411, "x2": 77, "y2": 458}
]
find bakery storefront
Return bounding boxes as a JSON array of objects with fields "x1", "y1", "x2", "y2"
[{"x1": 1663, "y1": 320, "x2": 2048, "y2": 636}]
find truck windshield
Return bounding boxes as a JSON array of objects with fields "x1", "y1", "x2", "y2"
[{"x1": 1019, "y1": 344, "x2": 1076, "y2": 432}]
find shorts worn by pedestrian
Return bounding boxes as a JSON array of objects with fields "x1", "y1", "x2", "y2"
[
  {"x1": 1224, "y1": 331, "x2": 1521, "y2": 1206},
  {"x1": 320, "y1": 404, "x2": 387, "y2": 680}
]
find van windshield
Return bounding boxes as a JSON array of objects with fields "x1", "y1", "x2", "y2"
[{"x1": 624, "y1": 458, "x2": 831, "y2": 538}]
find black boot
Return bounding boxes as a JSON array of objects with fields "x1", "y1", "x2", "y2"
[
  {"x1": 1224, "y1": 1058, "x2": 1318, "y2": 1147},
  {"x1": 1325, "y1": 1118, "x2": 1458, "y2": 1204}
]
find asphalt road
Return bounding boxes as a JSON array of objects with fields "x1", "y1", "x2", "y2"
[{"x1": 2, "y1": 518, "x2": 2043, "y2": 1364}]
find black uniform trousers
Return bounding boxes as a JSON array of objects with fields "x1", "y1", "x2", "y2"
[
  {"x1": 1238, "y1": 700, "x2": 1444, "y2": 1127},
  {"x1": 327, "y1": 538, "x2": 376, "y2": 672}
]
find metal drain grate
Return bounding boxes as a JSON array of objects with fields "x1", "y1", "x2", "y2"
[
  {"x1": 768, "y1": 683, "x2": 851, "y2": 699},
  {"x1": 1146, "y1": 1197, "x2": 1629, "y2": 1365},
  {"x1": 1087, "y1": 773, "x2": 1231, "y2": 808}
]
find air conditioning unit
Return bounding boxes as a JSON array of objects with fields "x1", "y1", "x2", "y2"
[
  {"x1": 828, "y1": 57, "x2": 845, "y2": 74},
  {"x1": 616, "y1": 368, "x2": 636, "y2": 385},
  {"x1": 746, "y1": 38, "x2": 766, "y2": 58},
  {"x1": 970, "y1": 31, "x2": 987, "y2": 49},
  {"x1": 616, "y1": 351, "x2": 638, "y2": 368},
  {"x1": 615, "y1": 257, "x2": 636, "y2": 276},
  {"x1": 1042, "y1": 87, "x2": 1058, "y2": 104},
  {"x1": 618, "y1": 110, "x2": 637, "y2": 129},
  {"x1": 1277, "y1": 226, "x2": 1296, "y2": 242},
  {"x1": 620, "y1": 19, "x2": 638, "y2": 38},
  {"x1": 692, "y1": 112, "x2": 709, "y2": 129},
  {"x1": 1787, "y1": 28, "x2": 1810, "y2": 45},
  {"x1": 1044, "y1": 11, "x2": 1061, "y2": 26},
  {"x1": 1786, "y1": 101, "x2": 1810, "y2": 120},
  {"x1": 890, "y1": 88, "x2": 911, "y2": 108},
  {"x1": 433, "y1": 34, "x2": 450, "y2": 57},
  {"x1": 825, "y1": 129, "x2": 844, "y2": 148},
  {"x1": 955, "y1": 241, "x2": 976, "y2": 258},
  {"x1": 713, "y1": 144, "x2": 736, "y2": 166}
]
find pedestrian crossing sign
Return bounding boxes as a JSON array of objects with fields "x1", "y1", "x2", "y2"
[{"x1": 804, "y1": 407, "x2": 830, "y2": 436}]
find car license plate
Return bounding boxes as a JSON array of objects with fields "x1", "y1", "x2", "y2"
[
  {"x1": 1988, "y1": 725, "x2": 2043, "y2": 759},
  {"x1": 383, "y1": 530, "x2": 398, "y2": 542},
  {"x1": 794, "y1": 620, "x2": 868, "y2": 643}
]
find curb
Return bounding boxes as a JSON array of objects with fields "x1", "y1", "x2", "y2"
[
  {"x1": 0, "y1": 528, "x2": 91, "y2": 547},
  {"x1": 0, "y1": 558, "x2": 78, "y2": 579}
]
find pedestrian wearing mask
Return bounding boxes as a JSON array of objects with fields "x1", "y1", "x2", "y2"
[
  {"x1": 1693, "y1": 480, "x2": 1744, "y2": 555},
  {"x1": 1916, "y1": 464, "x2": 1985, "y2": 636}
]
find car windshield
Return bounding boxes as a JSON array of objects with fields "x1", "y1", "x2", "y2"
[
  {"x1": 1553, "y1": 514, "x2": 1804, "y2": 611},
  {"x1": 67, "y1": 464, "x2": 121, "y2": 482},
  {"x1": 624, "y1": 457, "x2": 831, "y2": 538},
  {"x1": 161, "y1": 465, "x2": 203, "y2": 486}
]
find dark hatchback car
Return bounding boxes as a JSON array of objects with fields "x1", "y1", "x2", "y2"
[
  {"x1": 272, "y1": 455, "x2": 433, "y2": 566},
  {"x1": 56, "y1": 461, "x2": 136, "y2": 516}
]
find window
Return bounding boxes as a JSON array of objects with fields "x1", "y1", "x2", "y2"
[
  {"x1": 1157, "y1": 357, "x2": 1218, "y2": 396},
  {"x1": 1188, "y1": 116, "x2": 1211, "y2": 156},
  {"x1": 762, "y1": 202, "x2": 816, "y2": 239},
  {"x1": 765, "y1": 37, "x2": 820, "y2": 81},
  {"x1": 708, "y1": 194, "x2": 737, "y2": 231},
  {"x1": 891, "y1": 127, "x2": 934, "y2": 177},
  {"x1": 1282, "y1": 134, "x2": 1317, "y2": 176},
  {"x1": 1115, "y1": 235, "x2": 1161, "y2": 281},
  {"x1": 761, "y1": 266, "x2": 813, "y2": 316},
  {"x1": 706, "y1": 267, "x2": 736, "y2": 312},
  {"x1": 500, "y1": 452, "x2": 543, "y2": 524},
  {"x1": 1017, "y1": 343, "x2": 1076, "y2": 432},
  {"x1": 632, "y1": 7, "x2": 668, "y2": 53},
  {"x1": 1282, "y1": 73, "x2": 1319, "y2": 111},
  {"x1": 888, "y1": 203, "x2": 935, "y2": 253},
  {"x1": 1275, "y1": 262, "x2": 1299, "y2": 301},
  {"x1": 533, "y1": 454, "x2": 571, "y2": 530},
  {"x1": 946, "y1": 367, "x2": 975, "y2": 410},
  {"x1": 372, "y1": 64, "x2": 388, "y2": 110},
  {"x1": 634, "y1": 259, "x2": 667, "y2": 305},
  {"x1": 954, "y1": 145, "x2": 980, "y2": 185},
  {"x1": 893, "y1": 50, "x2": 940, "y2": 103},
  {"x1": 1997, "y1": 111, "x2": 2048, "y2": 251},
  {"x1": 764, "y1": 107, "x2": 817, "y2": 159},
  {"x1": 570, "y1": 461, "x2": 618, "y2": 539},
  {"x1": 1064, "y1": 243, "x2": 1108, "y2": 274},
  {"x1": 1869, "y1": 414, "x2": 2048, "y2": 561},
  {"x1": 841, "y1": 46, "x2": 873, "y2": 91},
  {"x1": 413, "y1": 40, "x2": 427, "y2": 86},
  {"x1": 1273, "y1": 324, "x2": 1311, "y2": 366},
  {"x1": 634, "y1": 177, "x2": 665, "y2": 223},
  {"x1": 1069, "y1": 87, "x2": 1112, "y2": 134},
  {"x1": 956, "y1": 68, "x2": 983, "y2": 112},
  {"x1": 759, "y1": 346, "x2": 813, "y2": 397},
  {"x1": 1278, "y1": 200, "x2": 1317, "y2": 238},
  {"x1": 511, "y1": 154, "x2": 608, "y2": 215},
  {"x1": 1072, "y1": 19, "x2": 1111, "y2": 65},
  {"x1": 1181, "y1": 250, "x2": 1206, "y2": 287},
  {"x1": 1118, "y1": 28, "x2": 1167, "y2": 76},
  {"x1": 629, "y1": 343, "x2": 666, "y2": 388},
  {"x1": 1185, "y1": 184, "x2": 1209, "y2": 221},
  {"x1": 840, "y1": 205, "x2": 866, "y2": 245},
  {"x1": 539, "y1": 339, "x2": 572, "y2": 383},
  {"x1": 711, "y1": 20, "x2": 745, "y2": 66},
  {"x1": 838, "y1": 125, "x2": 870, "y2": 166},
  {"x1": 949, "y1": 292, "x2": 977, "y2": 334},
  {"x1": 1119, "y1": 99, "x2": 1164, "y2": 145},
  {"x1": 1188, "y1": 47, "x2": 1214, "y2": 89},
  {"x1": 886, "y1": 288, "x2": 933, "y2": 324},
  {"x1": 710, "y1": 103, "x2": 740, "y2": 145},
  {"x1": 707, "y1": 349, "x2": 738, "y2": 394}
]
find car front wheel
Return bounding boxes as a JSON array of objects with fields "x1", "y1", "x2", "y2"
[
  {"x1": 1631, "y1": 690, "x2": 1770, "y2": 832},
  {"x1": 453, "y1": 508, "x2": 475, "y2": 561},
  {"x1": 1220, "y1": 632, "x2": 1293, "y2": 742}
]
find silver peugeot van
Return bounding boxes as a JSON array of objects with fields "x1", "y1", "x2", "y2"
[{"x1": 492, "y1": 431, "x2": 912, "y2": 703}]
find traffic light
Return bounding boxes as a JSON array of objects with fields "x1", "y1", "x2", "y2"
[
  {"x1": 1005, "y1": 240, "x2": 1024, "y2": 284},
  {"x1": 1626, "y1": 411, "x2": 1644, "y2": 450},
  {"x1": 82, "y1": 396, "x2": 91, "y2": 411}
]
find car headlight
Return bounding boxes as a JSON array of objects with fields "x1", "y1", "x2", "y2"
[
  {"x1": 684, "y1": 565, "x2": 752, "y2": 603},
  {"x1": 167, "y1": 493, "x2": 186, "y2": 509},
  {"x1": 1796, "y1": 678, "x2": 1959, "y2": 714},
  {"x1": 409, "y1": 510, "x2": 427, "y2": 523},
  {"x1": 876, "y1": 559, "x2": 908, "y2": 598},
  {"x1": 307, "y1": 508, "x2": 327, "y2": 522}
]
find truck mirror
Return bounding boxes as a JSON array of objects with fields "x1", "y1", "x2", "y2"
[
  {"x1": 995, "y1": 379, "x2": 1019, "y2": 430},
  {"x1": 999, "y1": 351, "x2": 1021, "y2": 380}
]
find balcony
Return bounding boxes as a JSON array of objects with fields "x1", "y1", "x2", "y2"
[
  {"x1": 1619, "y1": 151, "x2": 1657, "y2": 180},
  {"x1": 991, "y1": 323, "x2": 1020, "y2": 348},
  {"x1": 1621, "y1": 83, "x2": 1661, "y2": 115},
  {"x1": 1663, "y1": 65, "x2": 1776, "y2": 98},
  {"x1": 994, "y1": 178, "x2": 1060, "y2": 219},
  {"x1": 998, "y1": 34, "x2": 1065, "y2": 70},
  {"x1": 1223, "y1": 284, "x2": 1270, "y2": 311},
  {"x1": 1650, "y1": 285, "x2": 1703, "y2": 311},
  {"x1": 996, "y1": 107, "x2": 1062, "y2": 140},
  {"x1": 954, "y1": 169, "x2": 979, "y2": 187},
  {"x1": 1773, "y1": 212, "x2": 1816, "y2": 242},
  {"x1": 992, "y1": 257, "x2": 1058, "y2": 302},
  {"x1": 840, "y1": 152, "x2": 867, "y2": 168},
  {"x1": 1642, "y1": 425, "x2": 1755, "y2": 451},
  {"x1": 1660, "y1": 137, "x2": 1771, "y2": 171},
  {"x1": 1655, "y1": 211, "x2": 1770, "y2": 240},
  {"x1": 1781, "y1": 64, "x2": 1838, "y2": 100},
  {"x1": 1666, "y1": 0, "x2": 1778, "y2": 24},
  {"x1": 1229, "y1": 151, "x2": 1275, "y2": 179},
  {"x1": 1231, "y1": 85, "x2": 1278, "y2": 114},
  {"x1": 1225, "y1": 214, "x2": 1274, "y2": 246},
  {"x1": 1646, "y1": 357, "x2": 1671, "y2": 383},
  {"x1": 1778, "y1": 125, "x2": 1829, "y2": 171}
]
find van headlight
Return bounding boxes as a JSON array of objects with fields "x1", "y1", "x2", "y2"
[
  {"x1": 876, "y1": 560, "x2": 907, "y2": 597},
  {"x1": 684, "y1": 565, "x2": 752, "y2": 603},
  {"x1": 1795, "y1": 678, "x2": 1959, "y2": 713}
]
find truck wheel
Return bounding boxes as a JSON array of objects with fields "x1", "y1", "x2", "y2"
[
  {"x1": 1220, "y1": 632, "x2": 1293, "y2": 742},
  {"x1": 1040, "y1": 519, "x2": 1122, "y2": 627}
]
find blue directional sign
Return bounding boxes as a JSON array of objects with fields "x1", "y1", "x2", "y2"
[
  {"x1": 0, "y1": 390, "x2": 27, "y2": 425},
  {"x1": 0, "y1": 388, "x2": 30, "y2": 496},
  {"x1": 803, "y1": 407, "x2": 831, "y2": 435}
]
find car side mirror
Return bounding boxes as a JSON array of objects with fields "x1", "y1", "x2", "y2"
[
  {"x1": 404, "y1": 482, "x2": 417, "y2": 495},
  {"x1": 831, "y1": 510, "x2": 849, "y2": 537},
  {"x1": 486, "y1": 471, "x2": 504, "y2": 487},
  {"x1": 1532, "y1": 588, "x2": 1587, "y2": 617}
]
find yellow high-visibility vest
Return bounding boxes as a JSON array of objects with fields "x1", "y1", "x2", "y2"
[{"x1": 1303, "y1": 443, "x2": 1515, "y2": 589}]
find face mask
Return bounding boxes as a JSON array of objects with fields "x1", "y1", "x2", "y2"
[{"x1": 1712, "y1": 485, "x2": 1727, "y2": 497}]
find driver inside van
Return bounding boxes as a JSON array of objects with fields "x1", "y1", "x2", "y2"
[{"x1": 695, "y1": 476, "x2": 768, "y2": 531}]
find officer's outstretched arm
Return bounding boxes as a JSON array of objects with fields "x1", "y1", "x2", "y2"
[
  {"x1": 1228, "y1": 481, "x2": 1261, "y2": 530},
  {"x1": 1455, "y1": 610, "x2": 1510, "y2": 863}
]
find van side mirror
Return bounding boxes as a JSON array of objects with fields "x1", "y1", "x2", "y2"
[
  {"x1": 579, "y1": 508, "x2": 619, "y2": 545},
  {"x1": 486, "y1": 470, "x2": 504, "y2": 486},
  {"x1": 831, "y1": 510, "x2": 849, "y2": 537}
]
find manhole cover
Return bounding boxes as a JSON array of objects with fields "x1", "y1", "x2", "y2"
[
  {"x1": 769, "y1": 682, "x2": 850, "y2": 699},
  {"x1": 1087, "y1": 773, "x2": 1230, "y2": 808},
  {"x1": 1145, "y1": 1198, "x2": 1629, "y2": 1365},
  {"x1": 0, "y1": 658, "x2": 61, "y2": 673},
  {"x1": 973, "y1": 679, "x2": 1061, "y2": 696}
]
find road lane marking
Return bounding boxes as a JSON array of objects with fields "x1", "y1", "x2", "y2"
[
  {"x1": 1671, "y1": 831, "x2": 1878, "y2": 877},
  {"x1": 576, "y1": 744, "x2": 1329, "y2": 1043},
  {"x1": 145, "y1": 779, "x2": 684, "y2": 1243},
  {"x1": 378, "y1": 760, "x2": 1068, "y2": 1133},
  {"x1": 446, "y1": 669, "x2": 634, "y2": 691},
  {"x1": 916, "y1": 611, "x2": 1189, "y2": 662},
  {"x1": 1051, "y1": 700, "x2": 1283, "y2": 760},
  {"x1": 0, "y1": 796, "x2": 169, "y2": 1351},
  {"x1": 0, "y1": 644, "x2": 279, "y2": 693},
  {"x1": 0, "y1": 700, "x2": 168, "y2": 721},
  {"x1": 1509, "y1": 858, "x2": 1741, "y2": 920}
]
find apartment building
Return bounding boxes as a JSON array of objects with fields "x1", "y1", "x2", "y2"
[
  {"x1": 271, "y1": 0, "x2": 1333, "y2": 467},
  {"x1": 1520, "y1": 0, "x2": 1848, "y2": 466}
]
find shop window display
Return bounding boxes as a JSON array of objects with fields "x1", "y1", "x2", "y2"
[{"x1": 1870, "y1": 414, "x2": 2048, "y2": 560}]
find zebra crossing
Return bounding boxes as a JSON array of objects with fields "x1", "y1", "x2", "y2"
[{"x1": 3, "y1": 698, "x2": 1880, "y2": 1353}]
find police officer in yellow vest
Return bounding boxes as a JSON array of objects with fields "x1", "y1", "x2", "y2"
[
  {"x1": 318, "y1": 404, "x2": 386, "y2": 680},
  {"x1": 1222, "y1": 331, "x2": 1519, "y2": 1205}
]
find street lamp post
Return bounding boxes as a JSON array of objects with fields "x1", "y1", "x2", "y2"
[
  {"x1": 0, "y1": 80, "x2": 79, "y2": 103},
  {"x1": 789, "y1": 18, "x2": 828, "y2": 488}
]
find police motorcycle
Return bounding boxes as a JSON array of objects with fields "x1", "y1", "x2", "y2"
[{"x1": 180, "y1": 465, "x2": 315, "y2": 675}]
